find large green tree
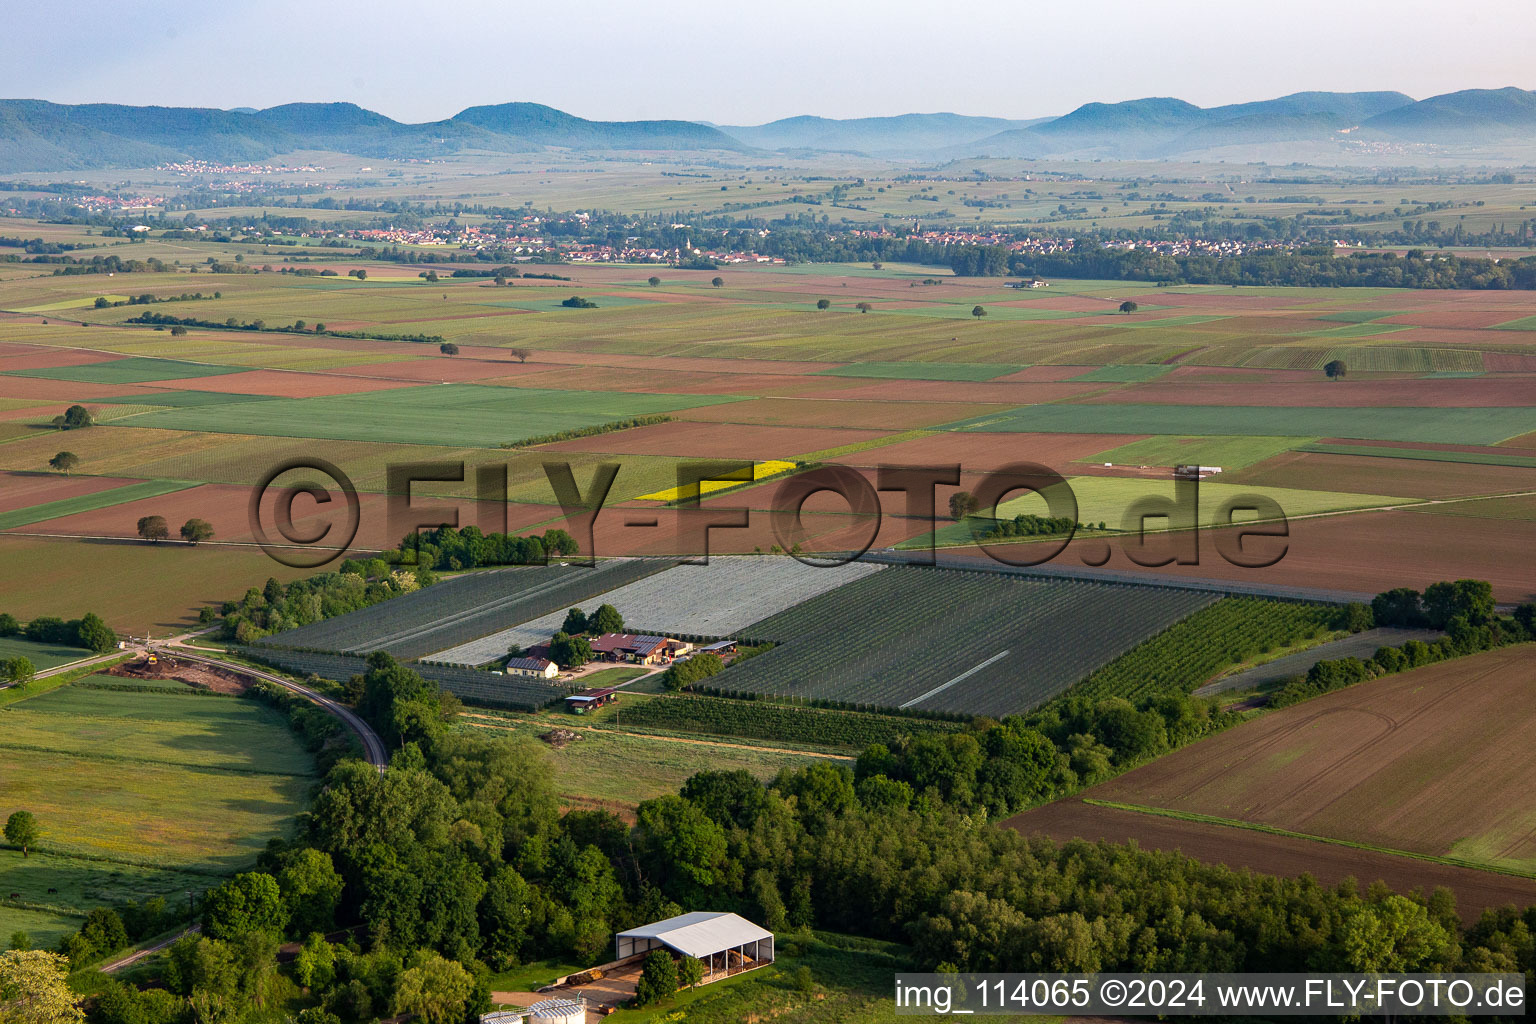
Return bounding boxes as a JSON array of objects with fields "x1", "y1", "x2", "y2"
[
  {"x1": 201, "y1": 872, "x2": 288, "y2": 940},
  {"x1": 4, "y1": 811, "x2": 40, "y2": 857}
]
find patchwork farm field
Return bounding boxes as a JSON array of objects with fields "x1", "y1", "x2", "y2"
[
  {"x1": 1084, "y1": 646, "x2": 1536, "y2": 875},
  {"x1": 956, "y1": 404, "x2": 1536, "y2": 444},
  {"x1": 2, "y1": 255, "x2": 1536, "y2": 634}
]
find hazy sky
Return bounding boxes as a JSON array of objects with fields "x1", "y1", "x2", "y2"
[{"x1": 3, "y1": 0, "x2": 1532, "y2": 124}]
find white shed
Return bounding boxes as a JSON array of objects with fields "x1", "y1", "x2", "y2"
[{"x1": 615, "y1": 911, "x2": 774, "y2": 983}]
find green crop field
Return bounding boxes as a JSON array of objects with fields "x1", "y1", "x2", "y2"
[
  {"x1": 2, "y1": 356, "x2": 248, "y2": 384},
  {"x1": 0, "y1": 635, "x2": 93, "y2": 671},
  {"x1": 119, "y1": 384, "x2": 745, "y2": 447},
  {"x1": 815, "y1": 361, "x2": 1023, "y2": 381},
  {"x1": 1083, "y1": 435, "x2": 1307, "y2": 470},
  {"x1": 0, "y1": 478, "x2": 199, "y2": 530},
  {"x1": 0, "y1": 851, "x2": 215, "y2": 948},
  {"x1": 465, "y1": 717, "x2": 840, "y2": 807},
  {"x1": 0, "y1": 681, "x2": 317, "y2": 871},
  {"x1": 954, "y1": 404, "x2": 1536, "y2": 445}
]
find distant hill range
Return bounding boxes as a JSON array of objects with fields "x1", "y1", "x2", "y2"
[{"x1": 3, "y1": 88, "x2": 1536, "y2": 171}]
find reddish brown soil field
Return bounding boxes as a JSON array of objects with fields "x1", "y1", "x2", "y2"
[
  {"x1": 1484, "y1": 353, "x2": 1536, "y2": 372},
  {"x1": 991, "y1": 365, "x2": 1096, "y2": 382},
  {"x1": 953, "y1": 507, "x2": 1536, "y2": 603},
  {"x1": 1003, "y1": 800, "x2": 1536, "y2": 926},
  {"x1": 528, "y1": 350, "x2": 837, "y2": 376},
  {"x1": 586, "y1": 500, "x2": 926, "y2": 558},
  {"x1": 839, "y1": 431, "x2": 1144, "y2": 471},
  {"x1": 1089, "y1": 647, "x2": 1536, "y2": 872},
  {"x1": 811, "y1": 379, "x2": 1103, "y2": 405},
  {"x1": 1232, "y1": 451, "x2": 1536, "y2": 498},
  {"x1": 0, "y1": 377, "x2": 175, "y2": 401},
  {"x1": 1164, "y1": 365, "x2": 1318, "y2": 382},
  {"x1": 500, "y1": 365, "x2": 846, "y2": 397},
  {"x1": 7, "y1": 483, "x2": 565, "y2": 556},
  {"x1": 675, "y1": 397, "x2": 1006, "y2": 430},
  {"x1": 1081, "y1": 377, "x2": 1536, "y2": 407},
  {"x1": 317, "y1": 357, "x2": 535, "y2": 383},
  {"x1": 1381, "y1": 310, "x2": 1520, "y2": 329},
  {"x1": 0, "y1": 344, "x2": 123, "y2": 372},
  {"x1": 537, "y1": 420, "x2": 890, "y2": 459},
  {"x1": 0, "y1": 471, "x2": 140, "y2": 514},
  {"x1": 146, "y1": 369, "x2": 421, "y2": 396}
]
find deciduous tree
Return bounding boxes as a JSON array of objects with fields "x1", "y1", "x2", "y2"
[
  {"x1": 136, "y1": 515, "x2": 169, "y2": 543},
  {"x1": 0, "y1": 950, "x2": 83, "y2": 1024},
  {"x1": 4, "y1": 811, "x2": 40, "y2": 857},
  {"x1": 48, "y1": 452, "x2": 79, "y2": 475}
]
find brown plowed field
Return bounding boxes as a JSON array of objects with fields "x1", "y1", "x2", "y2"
[
  {"x1": 1087, "y1": 647, "x2": 1536, "y2": 874},
  {"x1": 811, "y1": 379, "x2": 1103, "y2": 404},
  {"x1": 991, "y1": 365, "x2": 1096, "y2": 382},
  {"x1": 1484, "y1": 353, "x2": 1536, "y2": 372},
  {"x1": 4, "y1": 483, "x2": 562, "y2": 554},
  {"x1": 499, "y1": 365, "x2": 847, "y2": 397},
  {"x1": 0, "y1": 471, "x2": 140, "y2": 514},
  {"x1": 0, "y1": 345, "x2": 123, "y2": 371},
  {"x1": 1081, "y1": 377, "x2": 1535, "y2": 407},
  {"x1": 1003, "y1": 800, "x2": 1536, "y2": 926},
  {"x1": 0, "y1": 377, "x2": 176, "y2": 401},
  {"x1": 951, "y1": 508, "x2": 1536, "y2": 603},
  {"x1": 537, "y1": 420, "x2": 889, "y2": 459},
  {"x1": 586, "y1": 502, "x2": 924, "y2": 558},
  {"x1": 524, "y1": 350, "x2": 838, "y2": 376},
  {"x1": 314, "y1": 357, "x2": 529, "y2": 382},
  {"x1": 1232, "y1": 451, "x2": 1536, "y2": 498},
  {"x1": 675, "y1": 397, "x2": 1007, "y2": 430}
]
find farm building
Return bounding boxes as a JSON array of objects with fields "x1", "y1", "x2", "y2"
[
  {"x1": 588, "y1": 633, "x2": 690, "y2": 665},
  {"x1": 564, "y1": 686, "x2": 619, "y2": 713},
  {"x1": 615, "y1": 911, "x2": 774, "y2": 984},
  {"x1": 504, "y1": 656, "x2": 559, "y2": 680},
  {"x1": 697, "y1": 639, "x2": 739, "y2": 656}
]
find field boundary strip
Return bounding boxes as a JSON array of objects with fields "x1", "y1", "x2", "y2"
[
  {"x1": 0, "y1": 478, "x2": 200, "y2": 530},
  {"x1": 1082, "y1": 799, "x2": 1536, "y2": 882},
  {"x1": 1297, "y1": 442, "x2": 1536, "y2": 468}
]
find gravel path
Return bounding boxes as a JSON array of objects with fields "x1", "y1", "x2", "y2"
[{"x1": 1194, "y1": 627, "x2": 1442, "y2": 695}]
